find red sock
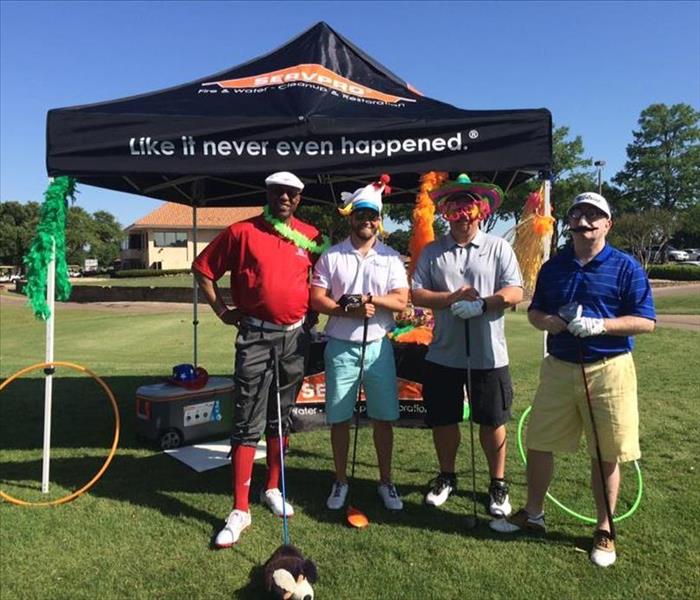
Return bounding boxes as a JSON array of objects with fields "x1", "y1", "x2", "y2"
[
  {"x1": 231, "y1": 444, "x2": 256, "y2": 512},
  {"x1": 265, "y1": 436, "x2": 288, "y2": 491}
]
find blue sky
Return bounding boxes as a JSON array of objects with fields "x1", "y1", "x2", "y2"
[{"x1": 1, "y1": 0, "x2": 698, "y2": 229}]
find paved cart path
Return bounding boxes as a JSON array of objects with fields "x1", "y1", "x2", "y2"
[
  {"x1": 654, "y1": 314, "x2": 700, "y2": 332},
  {"x1": 0, "y1": 290, "x2": 192, "y2": 314},
  {"x1": 651, "y1": 282, "x2": 700, "y2": 297}
]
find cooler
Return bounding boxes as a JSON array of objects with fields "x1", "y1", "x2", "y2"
[{"x1": 135, "y1": 377, "x2": 234, "y2": 449}]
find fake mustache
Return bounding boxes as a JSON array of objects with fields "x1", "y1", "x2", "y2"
[{"x1": 570, "y1": 226, "x2": 598, "y2": 233}]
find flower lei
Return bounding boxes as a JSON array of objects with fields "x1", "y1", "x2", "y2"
[{"x1": 263, "y1": 206, "x2": 330, "y2": 254}]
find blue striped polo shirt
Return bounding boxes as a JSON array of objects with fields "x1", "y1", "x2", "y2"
[{"x1": 529, "y1": 244, "x2": 656, "y2": 363}]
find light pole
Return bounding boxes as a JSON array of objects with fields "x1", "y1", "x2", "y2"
[{"x1": 594, "y1": 160, "x2": 606, "y2": 195}]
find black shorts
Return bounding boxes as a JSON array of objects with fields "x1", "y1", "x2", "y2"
[{"x1": 422, "y1": 360, "x2": 513, "y2": 427}]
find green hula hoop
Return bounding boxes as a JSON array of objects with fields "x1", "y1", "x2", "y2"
[{"x1": 517, "y1": 405, "x2": 643, "y2": 524}]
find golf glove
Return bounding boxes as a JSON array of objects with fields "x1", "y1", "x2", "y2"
[
  {"x1": 338, "y1": 294, "x2": 363, "y2": 312},
  {"x1": 451, "y1": 299, "x2": 484, "y2": 320},
  {"x1": 567, "y1": 316, "x2": 606, "y2": 337}
]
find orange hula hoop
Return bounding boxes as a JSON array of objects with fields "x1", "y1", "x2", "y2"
[{"x1": 0, "y1": 361, "x2": 120, "y2": 507}]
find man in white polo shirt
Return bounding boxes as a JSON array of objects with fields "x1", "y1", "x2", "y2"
[{"x1": 310, "y1": 175, "x2": 409, "y2": 511}]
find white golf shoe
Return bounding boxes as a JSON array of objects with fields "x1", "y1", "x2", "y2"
[
  {"x1": 326, "y1": 481, "x2": 349, "y2": 510},
  {"x1": 425, "y1": 473, "x2": 456, "y2": 507},
  {"x1": 488, "y1": 479, "x2": 512, "y2": 517},
  {"x1": 214, "y1": 509, "x2": 251, "y2": 548},
  {"x1": 377, "y1": 482, "x2": 404, "y2": 510},
  {"x1": 260, "y1": 488, "x2": 294, "y2": 517},
  {"x1": 590, "y1": 529, "x2": 617, "y2": 567}
]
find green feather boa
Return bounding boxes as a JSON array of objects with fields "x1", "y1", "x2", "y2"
[
  {"x1": 24, "y1": 177, "x2": 76, "y2": 320},
  {"x1": 262, "y1": 206, "x2": 330, "y2": 254}
]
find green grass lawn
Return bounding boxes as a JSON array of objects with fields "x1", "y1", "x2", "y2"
[
  {"x1": 653, "y1": 293, "x2": 700, "y2": 315},
  {"x1": 1, "y1": 302, "x2": 698, "y2": 599}
]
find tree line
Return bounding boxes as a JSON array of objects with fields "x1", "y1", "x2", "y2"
[{"x1": 0, "y1": 204, "x2": 123, "y2": 269}]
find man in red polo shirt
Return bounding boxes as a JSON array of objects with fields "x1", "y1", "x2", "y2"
[{"x1": 192, "y1": 171, "x2": 327, "y2": 548}]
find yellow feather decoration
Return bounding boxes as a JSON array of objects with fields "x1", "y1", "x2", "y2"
[{"x1": 512, "y1": 185, "x2": 555, "y2": 296}]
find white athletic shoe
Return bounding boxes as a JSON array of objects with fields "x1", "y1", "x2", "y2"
[
  {"x1": 488, "y1": 479, "x2": 512, "y2": 517},
  {"x1": 214, "y1": 509, "x2": 251, "y2": 548},
  {"x1": 260, "y1": 488, "x2": 294, "y2": 517},
  {"x1": 377, "y1": 482, "x2": 404, "y2": 510},
  {"x1": 425, "y1": 473, "x2": 456, "y2": 507},
  {"x1": 326, "y1": 481, "x2": 349, "y2": 510},
  {"x1": 590, "y1": 530, "x2": 617, "y2": 567}
]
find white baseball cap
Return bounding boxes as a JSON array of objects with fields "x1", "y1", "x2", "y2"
[
  {"x1": 569, "y1": 192, "x2": 611, "y2": 218},
  {"x1": 265, "y1": 171, "x2": 304, "y2": 191}
]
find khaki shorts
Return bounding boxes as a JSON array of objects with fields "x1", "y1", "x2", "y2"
[{"x1": 527, "y1": 353, "x2": 640, "y2": 463}]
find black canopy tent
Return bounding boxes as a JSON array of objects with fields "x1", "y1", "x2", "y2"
[
  {"x1": 47, "y1": 21, "x2": 552, "y2": 208},
  {"x1": 46, "y1": 21, "x2": 552, "y2": 368}
]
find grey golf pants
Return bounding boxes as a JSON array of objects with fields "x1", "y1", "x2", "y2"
[{"x1": 231, "y1": 323, "x2": 309, "y2": 446}]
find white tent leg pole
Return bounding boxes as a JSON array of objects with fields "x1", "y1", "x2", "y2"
[
  {"x1": 42, "y1": 238, "x2": 56, "y2": 493},
  {"x1": 542, "y1": 178, "x2": 552, "y2": 358},
  {"x1": 192, "y1": 205, "x2": 198, "y2": 368}
]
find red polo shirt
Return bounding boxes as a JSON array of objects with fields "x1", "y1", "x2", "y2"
[{"x1": 193, "y1": 215, "x2": 321, "y2": 325}]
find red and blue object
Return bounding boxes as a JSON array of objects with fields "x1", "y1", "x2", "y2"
[{"x1": 170, "y1": 364, "x2": 209, "y2": 390}]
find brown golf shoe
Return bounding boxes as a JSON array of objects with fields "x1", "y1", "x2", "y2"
[
  {"x1": 489, "y1": 508, "x2": 546, "y2": 534},
  {"x1": 590, "y1": 529, "x2": 617, "y2": 567}
]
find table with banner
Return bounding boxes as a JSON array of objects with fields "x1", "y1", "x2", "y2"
[{"x1": 290, "y1": 337, "x2": 430, "y2": 431}]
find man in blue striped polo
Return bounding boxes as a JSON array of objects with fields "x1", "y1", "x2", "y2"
[{"x1": 490, "y1": 192, "x2": 656, "y2": 568}]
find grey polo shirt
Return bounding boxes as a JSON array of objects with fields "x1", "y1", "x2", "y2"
[{"x1": 412, "y1": 230, "x2": 522, "y2": 369}]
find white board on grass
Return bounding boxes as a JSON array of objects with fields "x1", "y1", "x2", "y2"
[{"x1": 165, "y1": 439, "x2": 267, "y2": 472}]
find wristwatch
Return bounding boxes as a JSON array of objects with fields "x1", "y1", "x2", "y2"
[{"x1": 480, "y1": 298, "x2": 487, "y2": 314}]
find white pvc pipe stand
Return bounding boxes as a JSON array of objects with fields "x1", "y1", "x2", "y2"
[
  {"x1": 41, "y1": 237, "x2": 56, "y2": 493},
  {"x1": 542, "y1": 179, "x2": 552, "y2": 358}
]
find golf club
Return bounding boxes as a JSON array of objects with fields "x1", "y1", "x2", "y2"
[
  {"x1": 346, "y1": 317, "x2": 370, "y2": 529},
  {"x1": 464, "y1": 320, "x2": 478, "y2": 530},
  {"x1": 558, "y1": 303, "x2": 616, "y2": 540},
  {"x1": 271, "y1": 345, "x2": 290, "y2": 545}
]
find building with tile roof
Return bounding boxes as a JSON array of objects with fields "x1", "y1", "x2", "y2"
[{"x1": 120, "y1": 203, "x2": 261, "y2": 270}]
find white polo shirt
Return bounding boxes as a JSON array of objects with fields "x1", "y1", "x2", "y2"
[{"x1": 312, "y1": 238, "x2": 409, "y2": 343}]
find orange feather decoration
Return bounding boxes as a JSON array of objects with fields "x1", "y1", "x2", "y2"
[{"x1": 408, "y1": 171, "x2": 449, "y2": 277}]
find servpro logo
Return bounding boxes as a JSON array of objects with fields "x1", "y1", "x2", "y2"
[
  {"x1": 201, "y1": 63, "x2": 416, "y2": 105},
  {"x1": 297, "y1": 373, "x2": 422, "y2": 404}
]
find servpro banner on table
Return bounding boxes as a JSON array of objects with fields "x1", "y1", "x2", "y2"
[{"x1": 290, "y1": 340, "x2": 429, "y2": 431}]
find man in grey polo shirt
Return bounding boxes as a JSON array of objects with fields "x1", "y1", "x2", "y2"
[{"x1": 412, "y1": 174, "x2": 523, "y2": 518}]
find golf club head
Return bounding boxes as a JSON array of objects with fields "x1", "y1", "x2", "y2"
[
  {"x1": 464, "y1": 515, "x2": 478, "y2": 530},
  {"x1": 346, "y1": 505, "x2": 369, "y2": 529},
  {"x1": 558, "y1": 302, "x2": 582, "y2": 324}
]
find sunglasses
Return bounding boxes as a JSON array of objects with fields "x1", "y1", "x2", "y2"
[
  {"x1": 352, "y1": 210, "x2": 381, "y2": 222},
  {"x1": 268, "y1": 184, "x2": 301, "y2": 197},
  {"x1": 568, "y1": 208, "x2": 608, "y2": 222}
]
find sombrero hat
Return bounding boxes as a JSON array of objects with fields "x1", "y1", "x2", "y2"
[
  {"x1": 429, "y1": 173, "x2": 504, "y2": 212},
  {"x1": 169, "y1": 364, "x2": 209, "y2": 390}
]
